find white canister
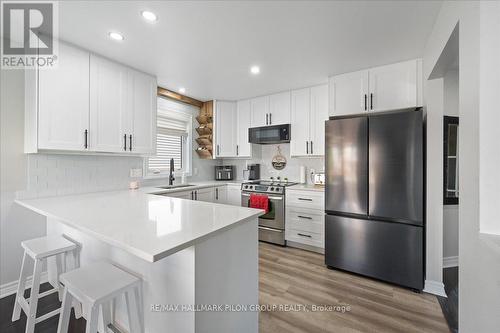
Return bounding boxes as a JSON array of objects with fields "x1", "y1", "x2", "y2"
[{"x1": 299, "y1": 166, "x2": 306, "y2": 184}]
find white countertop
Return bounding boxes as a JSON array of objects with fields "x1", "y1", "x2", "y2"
[
  {"x1": 15, "y1": 188, "x2": 263, "y2": 263},
  {"x1": 288, "y1": 184, "x2": 325, "y2": 192}
]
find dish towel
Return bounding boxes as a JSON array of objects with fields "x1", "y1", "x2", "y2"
[{"x1": 249, "y1": 194, "x2": 269, "y2": 213}]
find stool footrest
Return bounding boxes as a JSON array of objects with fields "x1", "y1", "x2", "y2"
[
  {"x1": 38, "y1": 287, "x2": 59, "y2": 299},
  {"x1": 35, "y1": 308, "x2": 60, "y2": 323}
]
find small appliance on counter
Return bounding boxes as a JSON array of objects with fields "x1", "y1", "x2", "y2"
[
  {"x1": 243, "y1": 164, "x2": 260, "y2": 181},
  {"x1": 215, "y1": 165, "x2": 234, "y2": 180},
  {"x1": 313, "y1": 172, "x2": 325, "y2": 185}
]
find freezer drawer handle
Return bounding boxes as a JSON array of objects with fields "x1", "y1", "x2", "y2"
[
  {"x1": 298, "y1": 198, "x2": 313, "y2": 201},
  {"x1": 297, "y1": 215, "x2": 312, "y2": 220},
  {"x1": 297, "y1": 233, "x2": 312, "y2": 238},
  {"x1": 259, "y1": 226, "x2": 282, "y2": 232}
]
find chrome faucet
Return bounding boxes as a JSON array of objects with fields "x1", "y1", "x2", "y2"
[{"x1": 169, "y1": 158, "x2": 175, "y2": 185}]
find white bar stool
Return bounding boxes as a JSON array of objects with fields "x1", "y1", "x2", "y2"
[
  {"x1": 57, "y1": 261, "x2": 144, "y2": 333},
  {"x1": 12, "y1": 235, "x2": 79, "y2": 333}
]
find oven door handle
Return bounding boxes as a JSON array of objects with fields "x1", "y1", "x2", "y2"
[
  {"x1": 259, "y1": 226, "x2": 283, "y2": 232},
  {"x1": 241, "y1": 193, "x2": 283, "y2": 200}
]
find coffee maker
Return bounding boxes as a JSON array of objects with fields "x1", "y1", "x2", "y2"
[{"x1": 243, "y1": 164, "x2": 260, "y2": 180}]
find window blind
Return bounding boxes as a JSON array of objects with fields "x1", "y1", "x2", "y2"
[{"x1": 148, "y1": 113, "x2": 188, "y2": 173}]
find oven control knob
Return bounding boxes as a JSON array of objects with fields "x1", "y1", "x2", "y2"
[
  {"x1": 244, "y1": 185, "x2": 248, "y2": 189},
  {"x1": 270, "y1": 187, "x2": 274, "y2": 191}
]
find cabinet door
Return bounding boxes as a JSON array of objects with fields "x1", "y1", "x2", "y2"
[
  {"x1": 309, "y1": 84, "x2": 329, "y2": 156},
  {"x1": 226, "y1": 185, "x2": 242, "y2": 206},
  {"x1": 166, "y1": 190, "x2": 192, "y2": 200},
  {"x1": 236, "y1": 100, "x2": 251, "y2": 157},
  {"x1": 290, "y1": 88, "x2": 311, "y2": 156},
  {"x1": 196, "y1": 188, "x2": 214, "y2": 202},
  {"x1": 368, "y1": 60, "x2": 417, "y2": 112},
  {"x1": 38, "y1": 43, "x2": 90, "y2": 151},
  {"x1": 269, "y1": 91, "x2": 291, "y2": 125},
  {"x1": 90, "y1": 55, "x2": 129, "y2": 152},
  {"x1": 129, "y1": 69, "x2": 157, "y2": 154},
  {"x1": 215, "y1": 101, "x2": 237, "y2": 157},
  {"x1": 329, "y1": 70, "x2": 369, "y2": 116},
  {"x1": 250, "y1": 96, "x2": 269, "y2": 127},
  {"x1": 214, "y1": 186, "x2": 227, "y2": 204}
]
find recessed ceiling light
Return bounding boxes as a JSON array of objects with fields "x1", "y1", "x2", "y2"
[
  {"x1": 108, "y1": 32, "x2": 124, "y2": 41},
  {"x1": 250, "y1": 65, "x2": 260, "y2": 75},
  {"x1": 141, "y1": 11, "x2": 158, "y2": 22},
  {"x1": 178, "y1": 87, "x2": 186, "y2": 94}
]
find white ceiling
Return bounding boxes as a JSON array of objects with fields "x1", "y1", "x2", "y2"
[{"x1": 58, "y1": 1, "x2": 442, "y2": 101}]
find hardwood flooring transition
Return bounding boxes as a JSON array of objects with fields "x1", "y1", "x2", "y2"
[
  {"x1": 259, "y1": 242, "x2": 450, "y2": 333},
  {"x1": 0, "y1": 242, "x2": 449, "y2": 333}
]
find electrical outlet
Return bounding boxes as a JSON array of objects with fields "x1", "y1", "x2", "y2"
[{"x1": 130, "y1": 168, "x2": 143, "y2": 178}]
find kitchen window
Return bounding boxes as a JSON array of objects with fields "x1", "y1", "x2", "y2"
[{"x1": 145, "y1": 98, "x2": 193, "y2": 178}]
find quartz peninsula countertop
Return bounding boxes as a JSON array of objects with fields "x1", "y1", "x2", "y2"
[{"x1": 15, "y1": 188, "x2": 263, "y2": 262}]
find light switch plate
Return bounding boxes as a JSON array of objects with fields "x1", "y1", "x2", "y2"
[{"x1": 130, "y1": 168, "x2": 143, "y2": 178}]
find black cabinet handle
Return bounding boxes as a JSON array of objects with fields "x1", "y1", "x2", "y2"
[
  {"x1": 84, "y1": 130, "x2": 88, "y2": 149},
  {"x1": 297, "y1": 233, "x2": 312, "y2": 238},
  {"x1": 217, "y1": 145, "x2": 220, "y2": 155},
  {"x1": 370, "y1": 93, "x2": 373, "y2": 110},
  {"x1": 191, "y1": 191, "x2": 194, "y2": 200},
  {"x1": 298, "y1": 198, "x2": 313, "y2": 201},
  {"x1": 266, "y1": 113, "x2": 269, "y2": 125},
  {"x1": 306, "y1": 141, "x2": 309, "y2": 154},
  {"x1": 216, "y1": 188, "x2": 219, "y2": 200},
  {"x1": 310, "y1": 141, "x2": 313, "y2": 155},
  {"x1": 298, "y1": 215, "x2": 312, "y2": 220},
  {"x1": 129, "y1": 134, "x2": 132, "y2": 151},
  {"x1": 269, "y1": 113, "x2": 272, "y2": 125},
  {"x1": 123, "y1": 134, "x2": 127, "y2": 151},
  {"x1": 236, "y1": 145, "x2": 239, "y2": 156},
  {"x1": 195, "y1": 191, "x2": 198, "y2": 200},
  {"x1": 364, "y1": 94, "x2": 367, "y2": 111}
]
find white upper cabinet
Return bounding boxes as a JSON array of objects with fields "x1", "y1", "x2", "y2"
[
  {"x1": 329, "y1": 59, "x2": 422, "y2": 116},
  {"x1": 290, "y1": 88, "x2": 311, "y2": 156},
  {"x1": 291, "y1": 84, "x2": 328, "y2": 157},
  {"x1": 90, "y1": 55, "x2": 129, "y2": 153},
  {"x1": 329, "y1": 69, "x2": 369, "y2": 116},
  {"x1": 214, "y1": 101, "x2": 237, "y2": 157},
  {"x1": 236, "y1": 99, "x2": 251, "y2": 157},
  {"x1": 36, "y1": 43, "x2": 90, "y2": 151},
  {"x1": 127, "y1": 69, "x2": 157, "y2": 154},
  {"x1": 24, "y1": 41, "x2": 156, "y2": 155},
  {"x1": 250, "y1": 96, "x2": 269, "y2": 127},
  {"x1": 309, "y1": 84, "x2": 329, "y2": 156},
  {"x1": 368, "y1": 59, "x2": 418, "y2": 112},
  {"x1": 268, "y1": 91, "x2": 291, "y2": 125}
]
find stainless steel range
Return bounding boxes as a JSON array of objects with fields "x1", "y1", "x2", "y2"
[{"x1": 241, "y1": 178, "x2": 298, "y2": 246}]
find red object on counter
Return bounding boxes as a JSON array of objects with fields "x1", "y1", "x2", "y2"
[{"x1": 249, "y1": 194, "x2": 269, "y2": 213}]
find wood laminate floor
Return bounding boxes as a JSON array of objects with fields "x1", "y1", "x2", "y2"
[
  {"x1": 0, "y1": 243, "x2": 449, "y2": 333},
  {"x1": 259, "y1": 242, "x2": 450, "y2": 333}
]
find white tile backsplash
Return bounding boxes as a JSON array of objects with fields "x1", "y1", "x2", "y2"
[{"x1": 222, "y1": 144, "x2": 324, "y2": 184}]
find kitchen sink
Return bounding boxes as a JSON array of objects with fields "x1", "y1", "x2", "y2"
[{"x1": 158, "y1": 184, "x2": 195, "y2": 190}]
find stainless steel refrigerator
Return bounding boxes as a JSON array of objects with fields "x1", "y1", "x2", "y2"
[{"x1": 325, "y1": 109, "x2": 424, "y2": 290}]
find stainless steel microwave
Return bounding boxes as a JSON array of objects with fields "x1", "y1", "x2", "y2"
[{"x1": 248, "y1": 124, "x2": 290, "y2": 144}]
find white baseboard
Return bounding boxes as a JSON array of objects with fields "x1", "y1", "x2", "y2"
[
  {"x1": 443, "y1": 256, "x2": 459, "y2": 268},
  {"x1": 423, "y1": 279, "x2": 447, "y2": 297},
  {"x1": 0, "y1": 271, "x2": 49, "y2": 299}
]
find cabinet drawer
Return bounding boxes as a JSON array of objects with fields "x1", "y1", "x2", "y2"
[
  {"x1": 286, "y1": 228, "x2": 324, "y2": 248},
  {"x1": 286, "y1": 208, "x2": 324, "y2": 234},
  {"x1": 286, "y1": 190, "x2": 324, "y2": 210}
]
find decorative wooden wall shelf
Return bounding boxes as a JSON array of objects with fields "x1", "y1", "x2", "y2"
[{"x1": 195, "y1": 101, "x2": 214, "y2": 159}]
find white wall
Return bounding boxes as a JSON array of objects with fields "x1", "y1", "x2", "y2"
[
  {"x1": 0, "y1": 73, "x2": 216, "y2": 289},
  {"x1": 423, "y1": 1, "x2": 500, "y2": 331},
  {"x1": 443, "y1": 69, "x2": 459, "y2": 260}
]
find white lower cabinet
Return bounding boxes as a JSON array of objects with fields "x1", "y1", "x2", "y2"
[
  {"x1": 226, "y1": 184, "x2": 242, "y2": 206},
  {"x1": 195, "y1": 187, "x2": 214, "y2": 202},
  {"x1": 166, "y1": 190, "x2": 192, "y2": 200},
  {"x1": 213, "y1": 186, "x2": 227, "y2": 203},
  {"x1": 161, "y1": 184, "x2": 243, "y2": 205},
  {"x1": 285, "y1": 189, "x2": 325, "y2": 252}
]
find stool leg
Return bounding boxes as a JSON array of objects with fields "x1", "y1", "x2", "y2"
[
  {"x1": 56, "y1": 287, "x2": 73, "y2": 333},
  {"x1": 70, "y1": 248, "x2": 83, "y2": 319},
  {"x1": 12, "y1": 251, "x2": 29, "y2": 321},
  {"x1": 25, "y1": 258, "x2": 43, "y2": 333},
  {"x1": 86, "y1": 305, "x2": 99, "y2": 333},
  {"x1": 55, "y1": 254, "x2": 63, "y2": 301},
  {"x1": 134, "y1": 285, "x2": 144, "y2": 333}
]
